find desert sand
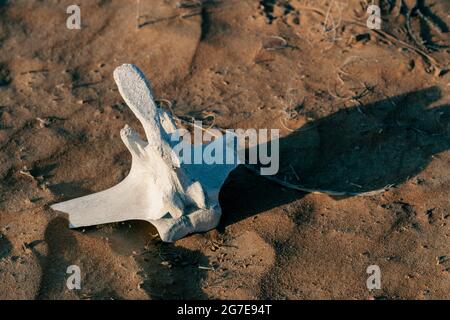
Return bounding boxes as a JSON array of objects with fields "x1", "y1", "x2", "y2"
[{"x1": 0, "y1": 0, "x2": 449, "y2": 299}]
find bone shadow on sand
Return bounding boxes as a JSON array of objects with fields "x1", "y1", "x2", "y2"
[
  {"x1": 219, "y1": 86, "x2": 450, "y2": 228},
  {"x1": 135, "y1": 233, "x2": 210, "y2": 299}
]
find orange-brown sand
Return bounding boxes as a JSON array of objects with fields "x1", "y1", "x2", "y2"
[{"x1": 0, "y1": 0, "x2": 449, "y2": 299}]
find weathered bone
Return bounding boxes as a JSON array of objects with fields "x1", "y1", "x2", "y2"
[{"x1": 51, "y1": 64, "x2": 239, "y2": 242}]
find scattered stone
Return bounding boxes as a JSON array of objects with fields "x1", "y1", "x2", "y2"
[
  {"x1": 437, "y1": 256, "x2": 447, "y2": 265},
  {"x1": 161, "y1": 261, "x2": 172, "y2": 268},
  {"x1": 36, "y1": 117, "x2": 50, "y2": 128},
  {"x1": 434, "y1": 67, "x2": 448, "y2": 77}
]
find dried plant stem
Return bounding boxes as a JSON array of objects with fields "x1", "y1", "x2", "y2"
[
  {"x1": 244, "y1": 164, "x2": 393, "y2": 197},
  {"x1": 295, "y1": 5, "x2": 440, "y2": 70}
]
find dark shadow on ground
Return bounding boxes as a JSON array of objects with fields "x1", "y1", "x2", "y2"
[
  {"x1": 219, "y1": 86, "x2": 450, "y2": 227},
  {"x1": 138, "y1": 241, "x2": 209, "y2": 299}
]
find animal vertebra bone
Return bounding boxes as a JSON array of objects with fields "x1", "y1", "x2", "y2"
[{"x1": 51, "y1": 64, "x2": 239, "y2": 242}]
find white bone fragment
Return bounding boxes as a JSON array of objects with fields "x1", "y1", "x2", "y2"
[{"x1": 51, "y1": 64, "x2": 239, "y2": 242}]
